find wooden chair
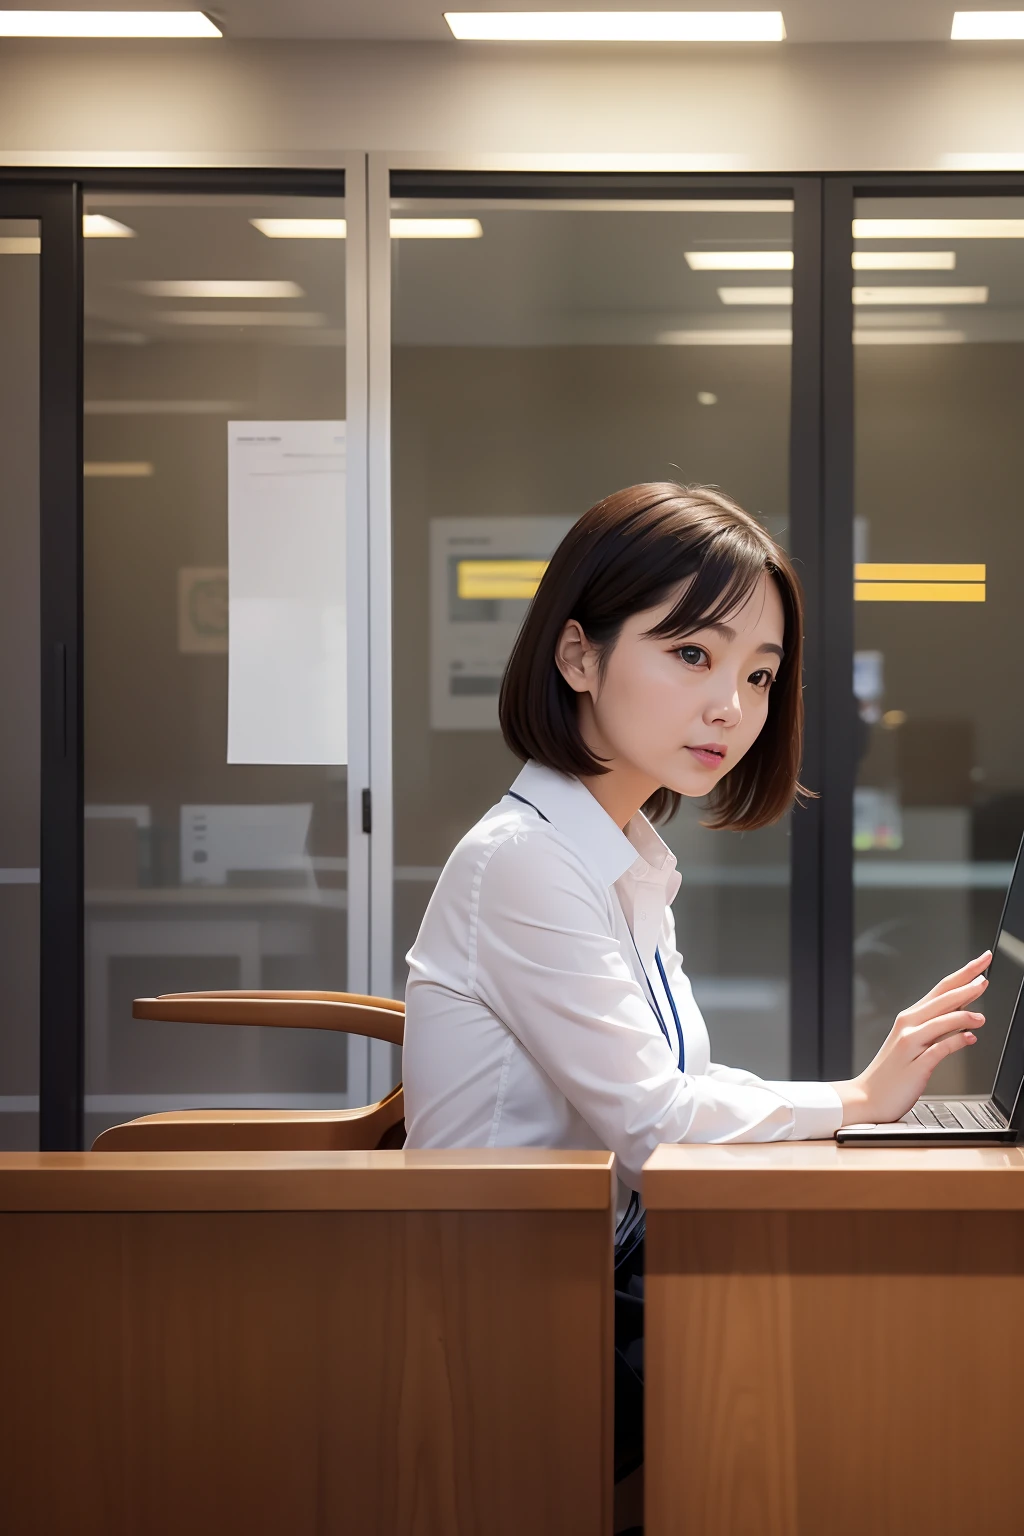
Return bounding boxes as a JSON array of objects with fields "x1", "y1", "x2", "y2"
[{"x1": 92, "y1": 990, "x2": 406, "y2": 1153}]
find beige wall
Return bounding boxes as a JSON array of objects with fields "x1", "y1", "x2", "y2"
[{"x1": 2, "y1": 40, "x2": 1024, "y2": 170}]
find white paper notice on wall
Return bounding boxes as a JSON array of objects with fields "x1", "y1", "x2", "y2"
[{"x1": 227, "y1": 421, "x2": 346, "y2": 765}]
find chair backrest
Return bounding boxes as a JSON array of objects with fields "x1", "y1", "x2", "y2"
[{"x1": 92, "y1": 990, "x2": 406, "y2": 1153}]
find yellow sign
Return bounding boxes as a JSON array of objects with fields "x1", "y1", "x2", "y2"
[
  {"x1": 457, "y1": 559, "x2": 548, "y2": 601},
  {"x1": 854, "y1": 562, "x2": 985, "y2": 602}
]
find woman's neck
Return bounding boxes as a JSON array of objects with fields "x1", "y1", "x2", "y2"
[
  {"x1": 577, "y1": 766, "x2": 659, "y2": 831},
  {"x1": 573, "y1": 697, "x2": 660, "y2": 829}
]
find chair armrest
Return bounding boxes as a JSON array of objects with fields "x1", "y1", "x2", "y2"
[{"x1": 133, "y1": 990, "x2": 404, "y2": 1046}]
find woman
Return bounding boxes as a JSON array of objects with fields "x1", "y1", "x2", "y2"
[{"x1": 402, "y1": 482, "x2": 988, "y2": 1524}]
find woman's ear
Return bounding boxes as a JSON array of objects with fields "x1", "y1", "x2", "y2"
[{"x1": 555, "y1": 619, "x2": 596, "y2": 695}]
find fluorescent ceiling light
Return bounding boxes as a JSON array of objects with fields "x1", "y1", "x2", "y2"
[
  {"x1": 83, "y1": 462, "x2": 154, "y2": 478},
  {"x1": 83, "y1": 215, "x2": 135, "y2": 238},
  {"x1": 444, "y1": 11, "x2": 786, "y2": 41},
  {"x1": 252, "y1": 218, "x2": 346, "y2": 239},
  {"x1": 853, "y1": 286, "x2": 987, "y2": 304},
  {"x1": 852, "y1": 330, "x2": 967, "y2": 345},
  {"x1": 133, "y1": 280, "x2": 305, "y2": 299},
  {"x1": 389, "y1": 218, "x2": 483, "y2": 238},
  {"x1": 685, "y1": 250, "x2": 792, "y2": 270},
  {"x1": 251, "y1": 217, "x2": 483, "y2": 239},
  {"x1": 854, "y1": 218, "x2": 1024, "y2": 239},
  {"x1": 952, "y1": 11, "x2": 1024, "y2": 38},
  {"x1": 656, "y1": 328, "x2": 792, "y2": 344},
  {"x1": 852, "y1": 251, "x2": 956, "y2": 270},
  {"x1": 718, "y1": 286, "x2": 793, "y2": 305},
  {"x1": 0, "y1": 10, "x2": 221, "y2": 35},
  {"x1": 855, "y1": 310, "x2": 945, "y2": 326},
  {"x1": 155, "y1": 311, "x2": 325, "y2": 326},
  {"x1": 0, "y1": 236, "x2": 40, "y2": 255}
]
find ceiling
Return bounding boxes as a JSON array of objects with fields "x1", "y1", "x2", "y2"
[{"x1": 14, "y1": 0, "x2": 1014, "y2": 45}]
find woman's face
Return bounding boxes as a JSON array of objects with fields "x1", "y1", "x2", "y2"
[{"x1": 557, "y1": 572, "x2": 785, "y2": 805}]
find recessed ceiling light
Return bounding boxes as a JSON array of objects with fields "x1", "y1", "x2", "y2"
[
  {"x1": 389, "y1": 218, "x2": 483, "y2": 238},
  {"x1": 656, "y1": 328, "x2": 792, "y2": 343},
  {"x1": 717, "y1": 286, "x2": 793, "y2": 305},
  {"x1": 852, "y1": 286, "x2": 988, "y2": 305},
  {"x1": 251, "y1": 218, "x2": 346, "y2": 239},
  {"x1": 852, "y1": 330, "x2": 967, "y2": 345},
  {"x1": 952, "y1": 11, "x2": 1024, "y2": 39},
  {"x1": 855, "y1": 310, "x2": 946, "y2": 327},
  {"x1": 83, "y1": 215, "x2": 135, "y2": 238},
  {"x1": 155, "y1": 311, "x2": 325, "y2": 326},
  {"x1": 0, "y1": 10, "x2": 221, "y2": 35},
  {"x1": 444, "y1": 11, "x2": 786, "y2": 41},
  {"x1": 250, "y1": 217, "x2": 483, "y2": 239},
  {"x1": 685, "y1": 250, "x2": 793, "y2": 270},
  {"x1": 854, "y1": 218, "x2": 1024, "y2": 239},
  {"x1": 132, "y1": 280, "x2": 305, "y2": 299},
  {"x1": 696, "y1": 391, "x2": 718, "y2": 404},
  {"x1": 852, "y1": 251, "x2": 956, "y2": 270}
]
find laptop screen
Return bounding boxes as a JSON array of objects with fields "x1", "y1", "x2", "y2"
[{"x1": 989, "y1": 843, "x2": 1024, "y2": 1120}]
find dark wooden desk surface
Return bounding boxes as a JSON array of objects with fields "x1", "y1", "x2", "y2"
[
  {"x1": 0, "y1": 1150, "x2": 616, "y2": 1536},
  {"x1": 644, "y1": 1143, "x2": 1024, "y2": 1536}
]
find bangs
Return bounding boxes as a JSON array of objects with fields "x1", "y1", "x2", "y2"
[{"x1": 643, "y1": 521, "x2": 779, "y2": 646}]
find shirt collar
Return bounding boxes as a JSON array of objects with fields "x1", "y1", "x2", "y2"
[{"x1": 508, "y1": 761, "x2": 677, "y2": 892}]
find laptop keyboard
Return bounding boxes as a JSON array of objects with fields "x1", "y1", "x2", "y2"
[{"x1": 901, "y1": 1099, "x2": 1004, "y2": 1131}]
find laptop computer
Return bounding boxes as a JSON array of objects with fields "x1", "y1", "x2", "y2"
[{"x1": 836, "y1": 833, "x2": 1024, "y2": 1146}]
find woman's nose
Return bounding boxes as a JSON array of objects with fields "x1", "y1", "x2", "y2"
[{"x1": 704, "y1": 690, "x2": 742, "y2": 727}]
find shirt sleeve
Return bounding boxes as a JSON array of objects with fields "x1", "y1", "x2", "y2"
[
  {"x1": 471, "y1": 828, "x2": 841, "y2": 1193},
  {"x1": 659, "y1": 905, "x2": 844, "y2": 1144}
]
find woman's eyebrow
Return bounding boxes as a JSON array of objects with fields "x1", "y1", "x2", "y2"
[{"x1": 698, "y1": 622, "x2": 784, "y2": 663}]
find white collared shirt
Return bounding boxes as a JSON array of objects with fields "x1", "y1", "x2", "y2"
[{"x1": 403, "y1": 761, "x2": 843, "y2": 1224}]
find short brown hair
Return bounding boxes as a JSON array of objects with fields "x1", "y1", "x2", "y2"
[{"x1": 499, "y1": 482, "x2": 809, "y2": 829}]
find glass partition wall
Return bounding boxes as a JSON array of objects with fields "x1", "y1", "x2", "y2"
[
  {"x1": 852, "y1": 193, "x2": 1024, "y2": 1094},
  {"x1": 14, "y1": 168, "x2": 1024, "y2": 1142},
  {"x1": 81, "y1": 189, "x2": 358, "y2": 1143},
  {"x1": 389, "y1": 185, "x2": 798, "y2": 1076}
]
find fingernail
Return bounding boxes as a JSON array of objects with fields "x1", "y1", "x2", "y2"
[
  {"x1": 971, "y1": 1012, "x2": 985, "y2": 1021},
  {"x1": 966, "y1": 1033, "x2": 977, "y2": 1043}
]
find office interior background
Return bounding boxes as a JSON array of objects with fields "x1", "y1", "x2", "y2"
[{"x1": 3, "y1": 4, "x2": 1024, "y2": 1151}]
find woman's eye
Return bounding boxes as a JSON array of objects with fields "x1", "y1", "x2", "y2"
[
  {"x1": 678, "y1": 645, "x2": 706, "y2": 666},
  {"x1": 750, "y1": 669, "x2": 774, "y2": 691}
]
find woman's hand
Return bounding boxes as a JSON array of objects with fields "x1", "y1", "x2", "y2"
[{"x1": 832, "y1": 951, "x2": 991, "y2": 1126}]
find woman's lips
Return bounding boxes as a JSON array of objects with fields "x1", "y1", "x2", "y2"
[{"x1": 686, "y1": 745, "x2": 727, "y2": 768}]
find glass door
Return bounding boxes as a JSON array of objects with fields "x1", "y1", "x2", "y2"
[
  {"x1": 385, "y1": 175, "x2": 807, "y2": 1076},
  {"x1": 80, "y1": 183, "x2": 369, "y2": 1143},
  {"x1": 851, "y1": 191, "x2": 1024, "y2": 1092}
]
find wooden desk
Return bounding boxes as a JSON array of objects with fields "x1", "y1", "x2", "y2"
[
  {"x1": 644, "y1": 1143, "x2": 1024, "y2": 1536},
  {"x1": 0, "y1": 1149, "x2": 615, "y2": 1536}
]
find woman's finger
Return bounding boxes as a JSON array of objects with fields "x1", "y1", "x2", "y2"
[
  {"x1": 921, "y1": 951, "x2": 991, "y2": 1003},
  {"x1": 908, "y1": 1008, "x2": 985, "y2": 1053},
  {"x1": 902, "y1": 975, "x2": 988, "y2": 1028},
  {"x1": 917, "y1": 1028, "x2": 978, "y2": 1075}
]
